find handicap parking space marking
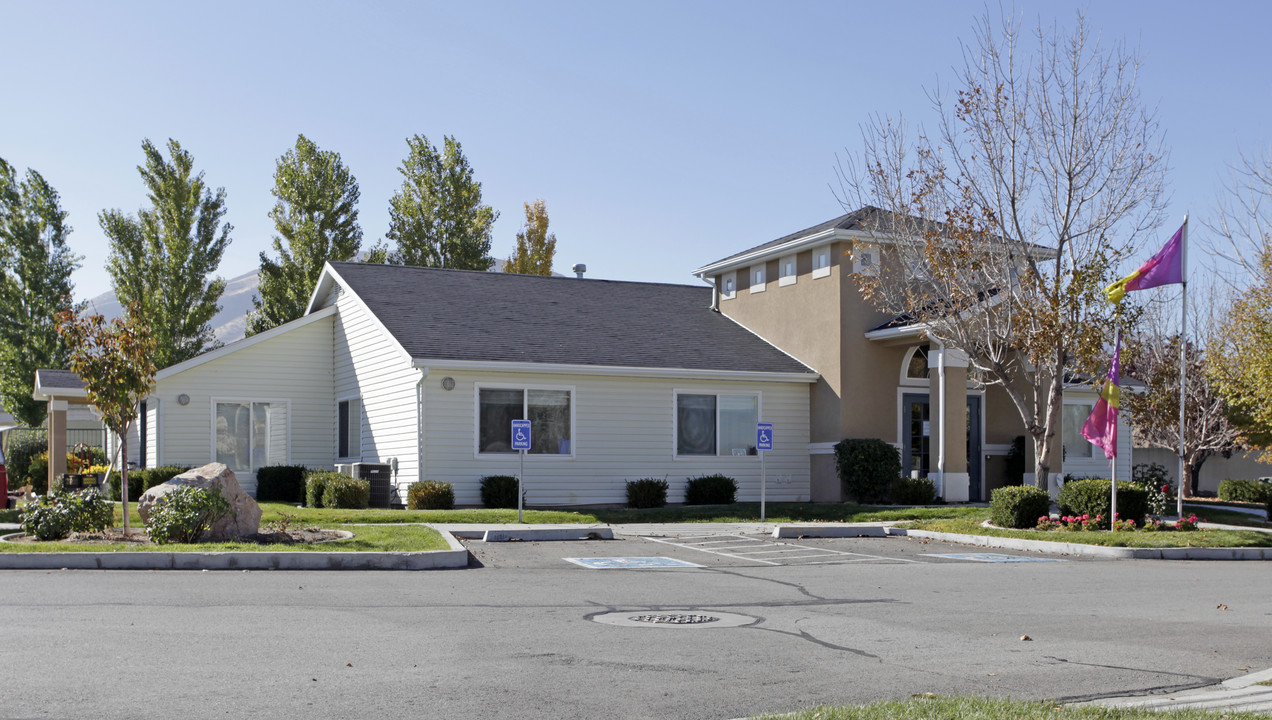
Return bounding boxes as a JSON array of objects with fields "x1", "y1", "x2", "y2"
[
  {"x1": 923, "y1": 553, "x2": 1065, "y2": 563},
  {"x1": 643, "y1": 534, "x2": 923, "y2": 566},
  {"x1": 565, "y1": 557, "x2": 705, "y2": 569}
]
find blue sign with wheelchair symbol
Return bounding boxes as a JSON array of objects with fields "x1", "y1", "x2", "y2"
[
  {"x1": 511, "y1": 419, "x2": 531, "y2": 450},
  {"x1": 756, "y1": 422, "x2": 773, "y2": 451}
]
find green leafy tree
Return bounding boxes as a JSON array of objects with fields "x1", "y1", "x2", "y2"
[
  {"x1": 385, "y1": 134, "x2": 497, "y2": 270},
  {"x1": 56, "y1": 304, "x2": 157, "y2": 535},
  {"x1": 0, "y1": 159, "x2": 82, "y2": 426},
  {"x1": 247, "y1": 134, "x2": 363, "y2": 336},
  {"x1": 503, "y1": 199, "x2": 556, "y2": 275},
  {"x1": 100, "y1": 139, "x2": 230, "y2": 369}
]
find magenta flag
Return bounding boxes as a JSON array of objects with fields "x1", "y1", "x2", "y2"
[
  {"x1": 1106, "y1": 223, "x2": 1186, "y2": 304},
  {"x1": 1081, "y1": 339, "x2": 1121, "y2": 460}
]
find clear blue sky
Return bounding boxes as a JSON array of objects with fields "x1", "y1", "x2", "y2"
[{"x1": 2, "y1": 0, "x2": 1269, "y2": 302}]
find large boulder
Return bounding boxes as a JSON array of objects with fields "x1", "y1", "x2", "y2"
[{"x1": 138, "y1": 463, "x2": 262, "y2": 540}]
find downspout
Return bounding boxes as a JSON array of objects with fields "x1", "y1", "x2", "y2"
[
  {"x1": 415, "y1": 367, "x2": 429, "y2": 491},
  {"x1": 936, "y1": 339, "x2": 946, "y2": 499}
]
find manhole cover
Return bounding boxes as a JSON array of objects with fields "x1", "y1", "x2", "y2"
[
  {"x1": 629, "y1": 614, "x2": 719, "y2": 625},
  {"x1": 590, "y1": 610, "x2": 757, "y2": 629}
]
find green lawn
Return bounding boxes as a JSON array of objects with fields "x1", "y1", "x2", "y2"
[
  {"x1": 751, "y1": 696, "x2": 1270, "y2": 720},
  {"x1": 1181, "y1": 504, "x2": 1270, "y2": 527},
  {"x1": 254, "y1": 502, "x2": 987, "y2": 525},
  {"x1": 908, "y1": 509, "x2": 1272, "y2": 548},
  {"x1": 0, "y1": 523, "x2": 448, "y2": 553}
]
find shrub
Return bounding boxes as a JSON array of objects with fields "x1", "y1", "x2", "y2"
[
  {"x1": 1216, "y1": 479, "x2": 1272, "y2": 505},
  {"x1": 890, "y1": 476, "x2": 936, "y2": 505},
  {"x1": 1266, "y1": 494, "x2": 1271, "y2": 522},
  {"x1": 1058, "y1": 478, "x2": 1149, "y2": 527},
  {"x1": 834, "y1": 438, "x2": 901, "y2": 504},
  {"x1": 480, "y1": 475, "x2": 521, "y2": 509},
  {"x1": 255, "y1": 465, "x2": 308, "y2": 503},
  {"x1": 407, "y1": 481, "x2": 455, "y2": 510},
  {"x1": 109, "y1": 466, "x2": 192, "y2": 502},
  {"x1": 27, "y1": 451, "x2": 49, "y2": 494},
  {"x1": 144, "y1": 486, "x2": 231, "y2": 544},
  {"x1": 6, "y1": 429, "x2": 47, "y2": 489},
  {"x1": 684, "y1": 474, "x2": 737, "y2": 505},
  {"x1": 1132, "y1": 463, "x2": 1174, "y2": 517},
  {"x1": 321, "y1": 474, "x2": 370, "y2": 509},
  {"x1": 19, "y1": 489, "x2": 114, "y2": 541},
  {"x1": 625, "y1": 478, "x2": 668, "y2": 509},
  {"x1": 989, "y1": 485, "x2": 1051, "y2": 529},
  {"x1": 306, "y1": 471, "x2": 342, "y2": 509}
]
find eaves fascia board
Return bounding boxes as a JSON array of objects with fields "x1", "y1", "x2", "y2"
[
  {"x1": 863, "y1": 324, "x2": 928, "y2": 342},
  {"x1": 411, "y1": 358, "x2": 820, "y2": 384},
  {"x1": 155, "y1": 305, "x2": 338, "y2": 381},
  {"x1": 692, "y1": 228, "x2": 846, "y2": 278},
  {"x1": 32, "y1": 383, "x2": 88, "y2": 402}
]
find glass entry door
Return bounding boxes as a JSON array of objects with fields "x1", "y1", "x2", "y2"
[{"x1": 902, "y1": 393, "x2": 984, "y2": 499}]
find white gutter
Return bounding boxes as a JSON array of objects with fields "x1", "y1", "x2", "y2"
[
  {"x1": 409, "y1": 358, "x2": 819, "y2": 384},
  {"x1": 415, "y1": 366, "x2": 429, "y2": 490}
]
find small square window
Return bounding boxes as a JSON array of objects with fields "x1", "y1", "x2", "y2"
[
  {"x1": 750, "y1": 265, "x2": 766, "y2": 293},
  {"x1": 813, "y1": 249, "x2": 832, "y2": 278},
  {"x1": 779, "y1": 255, "x2": 797, "y2": 286}
]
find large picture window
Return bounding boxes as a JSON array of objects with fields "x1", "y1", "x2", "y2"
[
  {"x1": 215, "y1": 401, "x2": 288, "y2": 472},
  {"x1": 676, "y1": 392, "x2": 759, "y2": 456},
  {"x1": 478, "y1": 386, "x2": 572, "y2": 455},
  {"x1": 1062, "y1": 403, "x2": 1093, "y2": 459}
]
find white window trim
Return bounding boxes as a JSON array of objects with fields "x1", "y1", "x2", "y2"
[
  {"x1": 721, "y1": 271, "x2": 737, "y2": 301},
  {"x1": 473, "y1": 382, "x2": 576, "y2": 459},
  {"x1": 778, "y1": 254, "x2": 797, "y2": 286},
  {"x1": 750, "y1": 265, "x2": 766, "y2": 293},
  {"x1": 336, "y1": 395, "x2": 363, "y2": 462},
  {"x1": 812, "y1": 247, "x2": 832, "y2": 279},
  {"x1": 209, "y1": 397, "x2": 293, "y2": 471},
  {"x1": 854, "y1": 242, "x2": 879, "y2": 276},
  {"x1": 899, "y1": 345, "x2": 929, "y2": 387},
  {"x1": 672, "y1": 389, "x2": 763, "y2": 460}
]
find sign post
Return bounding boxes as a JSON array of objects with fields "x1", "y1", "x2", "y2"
[
  {"x1": 756, "y1": 422, "x2": 773, "y2": 522},
  {"x1": 511, "y1": 419, "x2": 531, "y2": 523}
]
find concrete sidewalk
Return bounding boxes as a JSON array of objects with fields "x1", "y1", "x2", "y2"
[{"x1": 1084, "y1": 667, "x2": 1272, "y2": 713}]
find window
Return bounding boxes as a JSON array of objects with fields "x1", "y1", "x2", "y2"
[
  {"x1": 215, "y1": 401, "x2": 288, "y2": 473},
  {"x1": 338, "y1": 398, "x2": 362, "y2": 459},
  {"x1": 779, "y1": 254, "x2": 797, "y2": 286},
  {"x1": 813, "y1": 248, "x2": 831, "y2": 279},
  {"x1": 478, "y1": 386, "x2": 572, "y2": 455},
  {"x1": 750, "y1": 265, "x2": 766, "y2": 293},
  {"x1": 905, "y1": 344, "x2": 930, "y2": 381},
  {"x1": 854, "y1": 243, "x2": 878, "y2": 276},
  {"x1": 676, "y1": 393, "x2": 759, "y2": 456},
  {"x1": 1062, "y1": 403, "x2": 1093, "y2": 459},
  {"x1": 721, "y1": 271, "x2": 736, "y2": 300}
]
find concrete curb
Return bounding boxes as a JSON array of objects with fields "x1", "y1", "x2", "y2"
[
  {"x1": 0, "y1": 527, "x2": 470, "y2": 571},
  {"x1": 773, "y1": 524, "x2": 891, "y2": 539},
  {"x1": 884, "y1": 527, "x2": 1272, "y2": 560},
  {"x1": 481, "y1": 527, "x2": 614, "y2": 542}
]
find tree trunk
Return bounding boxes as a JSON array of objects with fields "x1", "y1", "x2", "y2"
[
  {"x1": 120, "y1": 436, "x2": 130, "y2": 535},
  {"x1": 1031, "y1": 433, "x2": 1051, "y2": 492}
]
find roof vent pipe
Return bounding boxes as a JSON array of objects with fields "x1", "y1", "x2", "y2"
[{"x1": 572, "y1": 263, "x2": 587, "y2": 278}]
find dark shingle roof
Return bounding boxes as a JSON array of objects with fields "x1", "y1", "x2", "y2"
[
  {"x1": 327, "y1": 262, "x2": 813, "y2": 375},
  {"x1": 700, "y1": 207, "x2": 886, "y2": 269},
  {"x1": 35, "y1": 369, "x2": 85, "y2": 391}
]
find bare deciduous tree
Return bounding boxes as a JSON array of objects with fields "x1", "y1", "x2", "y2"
[{"x1": 837, "y1": 10, "x2": 1168, "y2": 486}]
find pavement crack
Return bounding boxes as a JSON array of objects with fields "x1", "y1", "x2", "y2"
[
  {"x1": 1041, "y1": 656, "x2": 1222, "y2": 703},
  {"x1": 750, "y1": 625, "x2": 881, "y2": 660}
]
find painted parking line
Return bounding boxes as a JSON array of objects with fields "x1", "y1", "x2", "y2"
[
  {"x1": 923, "y1": 553, "x2": 1065, "y2": 563},
  {"x1": 565, "y1": 557, "x2": 705, "y2": 569},
  {"x1": 643, "y1": 534, "x2": 922, "y2": 566}
]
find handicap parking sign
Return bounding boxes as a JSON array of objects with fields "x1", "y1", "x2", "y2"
[
  {"x1": 756, "y1": 422, "x2": 773, "y2": 451},
  {"x1": 511, "y1": 419, "x2": 531, "y2": 450}
]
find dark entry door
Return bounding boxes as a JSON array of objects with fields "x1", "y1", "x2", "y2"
[{"x1": 902, "y1": 393, "x2": 984, "y2": 499}]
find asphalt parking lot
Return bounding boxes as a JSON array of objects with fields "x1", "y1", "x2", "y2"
[{"x1": 463, "y1": 530, "x2": 1087, "y2": 570}]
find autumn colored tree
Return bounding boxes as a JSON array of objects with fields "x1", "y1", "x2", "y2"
[
  {"x1": 248, "y1": 134, "x2": 363, "y2": 335},
  {"x1": 384, "y1": 134, "x2": 497, "y2": 270},
  {"x1": 837, "y1": 10, "x2": 1167, "y2": 486},
  {"x1": 101, "y1": 139, "x2": 230, "y2": 369},
  {"x1": 503, "y1": 200, "x2": 556, "y2": 275},
  {"x1": 1209, "y1": 249, "x2": 1272, "y2": 456},
  {"x1": 0, "y1": 158, "x2": 82, "y2": 426},
  {"x1": 56, "y1": 305, "x2": 157, "y2": 535}
]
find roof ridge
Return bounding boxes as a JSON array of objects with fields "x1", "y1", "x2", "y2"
[{"x1": 327, "y1": 261, "x2": 708, "y2": 291}]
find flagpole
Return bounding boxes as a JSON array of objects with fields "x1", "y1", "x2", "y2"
[
  {"x1": 1111, "y1": 324, "x2": 1120, "y2": 527},
  {"x1": 1177, "y1": 215, "x2": 1188, "y2": 519}
]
